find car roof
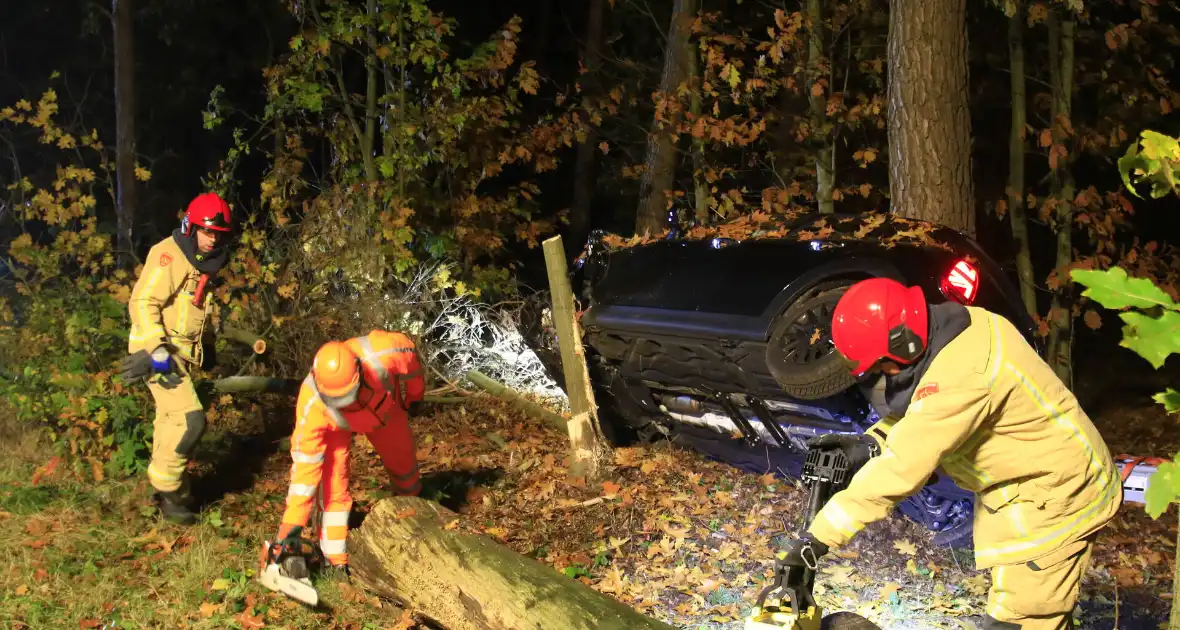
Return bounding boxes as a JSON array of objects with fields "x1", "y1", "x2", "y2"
[{"x1": 596, "y1": 210, "x2": 969, "y2": 254}]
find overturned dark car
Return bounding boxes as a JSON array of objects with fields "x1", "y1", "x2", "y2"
[{"x1": 526, "y1": 210, "x2": 1041, "y2": 546}]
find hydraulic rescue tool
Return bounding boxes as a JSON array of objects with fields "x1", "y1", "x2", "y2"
[
  {"x1": 258, "y1": 525, "x2": 320, "y2": 606},
  {"x1": 745, "y1": 445, "x2": 880, "y2": 630}
]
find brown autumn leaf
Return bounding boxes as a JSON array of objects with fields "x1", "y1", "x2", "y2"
[
  {"x1": 199, "y1": 601, "x2": 220, "y2": 618},
  {"x1": 30, "y1": 456, "x2": 60, "y2": 486},
  {"x1": 1039, "y1": 128, "x2": 1052, "y2": 148},
  {"x1": 25, "y1": 519, "x2": 49, "y2": 537},
  {"x1": 880, "y1": 582, "x2": 901, "y2": 600},
  {"x1": 602, "y1": 480, "x2": 622, "y2": 498},
  {"x1": 14, "y1": 584, "x2": 28, "y2": 596},
  {"x1": 237, "y1": 605, "x2": 265, "y2": 629},
  {"x1": 1083, "y1": 310, "x2": 1102, "y2": 330},
  {"x1": 395, "y1": 508, "x2": 418, "y2": 519},
  {"x1": 391, "y1": 609, "x2": 417, "y2": 630}
]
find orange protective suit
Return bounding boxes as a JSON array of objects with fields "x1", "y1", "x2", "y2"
[{"x1": 278, "y1": 330, "x2": 425, "y2": 566}]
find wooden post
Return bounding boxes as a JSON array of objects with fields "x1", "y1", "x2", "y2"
[{"x1": 542, "y1": 235, "x2": 610, "y2": 480}]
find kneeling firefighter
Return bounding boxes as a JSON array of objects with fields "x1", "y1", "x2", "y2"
[
  {"x1": 775, "y1": 278, "x2": 1121, "y2": 630},
  {"x1": 119, "y1": 193, "x2": 234, "y2": 525},
  {"x1": 260, "y1": 330, "x2": 426, "y2": 585}
]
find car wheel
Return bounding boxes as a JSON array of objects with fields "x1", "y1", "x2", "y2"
[
  {"x1": 766, "y1": 279, "x2": 858, "y2": 400},
  {"x1": 820, "y1": 612, "x2": 881, "y2": 630}
]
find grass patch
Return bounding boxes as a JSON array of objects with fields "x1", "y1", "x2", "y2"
[{"x1": 0, "y1": 411, "x2": 401, "y2": 629}]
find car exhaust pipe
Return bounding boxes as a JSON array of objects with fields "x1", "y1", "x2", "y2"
[{"x1": 656, "y1": 394, "x2": 854, "y2": 452}]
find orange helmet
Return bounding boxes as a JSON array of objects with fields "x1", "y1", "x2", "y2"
[{"x1": 312, "y1": 341, "x2": 361, "y2": 408}]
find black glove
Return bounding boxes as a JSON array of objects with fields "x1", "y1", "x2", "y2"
[
  {"x1": 776, "y1": 534, "x2": 829, "y2": 570},
  {"x1": 807, "y1": 432, "x2": 881, "y2": 471},
  {"x1": 118, "y1": 350, "x2": 153, "y2": 382}
]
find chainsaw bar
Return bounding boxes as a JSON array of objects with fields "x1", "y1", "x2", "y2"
[{"x1": 258, "y1": 562, "x2": 319, "y2": 606}]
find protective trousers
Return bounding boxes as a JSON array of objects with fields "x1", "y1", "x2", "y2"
[
  {"x1": 310, "y1": 415, "x2": 421, "y2": 567},
  {"x1": 986, "y1": 539, "x2": 1092, "y2": 629},
  {"x1": 146, "y1": 368, "x2": 206, "y2": 493}
]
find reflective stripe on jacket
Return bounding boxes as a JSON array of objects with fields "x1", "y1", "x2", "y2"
[
  {"x1": 282, "y1": 330, "x2": 426, "y2": 527},
  {"x1": 127, "y1": 236, "x2": 212, "y2": 366},
  {"x1": 808, "y1": 306, "x2": 1121, "y2": 569}
]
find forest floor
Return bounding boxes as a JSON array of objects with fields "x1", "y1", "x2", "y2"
[{"x1": 0, "y1": 362, "x2": 1176, "y2": 630}]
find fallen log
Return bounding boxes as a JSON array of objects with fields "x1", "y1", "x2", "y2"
[
  {"x1": 221, "y1": 325, "x2": 267, "y2": 354},
  {"x1": 465, "y1": 369, "x2": 567, "y2": 431},
  {"x1": 212, "y1": 375, "x2": 300, "y2": 395},
  {"x1": 350, "y1": 496, "x2": 675, "y2": 630}
]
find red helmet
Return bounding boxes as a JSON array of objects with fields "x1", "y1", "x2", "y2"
[
  {"x1": 182, "y1": 192, "x2": 232, "y2": 236},
  {"x1": 830, "y1": 277, "x2": 929, "y2": 377}
]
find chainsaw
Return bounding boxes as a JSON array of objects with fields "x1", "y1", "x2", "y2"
[
  {"x1": 258, "y1": 525, "x2": 320, "y2": 606},
  {"x1": 745, "y1": 445, "x2": 880, "y2": 630}
]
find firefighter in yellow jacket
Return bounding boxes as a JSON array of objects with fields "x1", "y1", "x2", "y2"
[
  {"x1": 118, "y1": 193, "x2": 233, "y2": 524},
  {"x1": 774, "y1": 277, "x2": 1121, "y2": 630}
]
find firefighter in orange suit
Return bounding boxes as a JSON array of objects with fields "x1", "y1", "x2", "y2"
[
  {"x1": 262, "y1": 330, "x2": 426, "y2": 579},
  {"x1": 773, "y1": 278, "x2": 1121, "y2": 630},
  {"x1": 118, "y1": 193, "x2": 233, "y2": 525}
]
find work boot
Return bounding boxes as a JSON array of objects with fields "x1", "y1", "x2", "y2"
[
  {"x1": 966, "y1": 615, "x2": 1022, "y2": 630},
  {"x1": 152, "y1": 489, "x2": 198, "y2": 525}
]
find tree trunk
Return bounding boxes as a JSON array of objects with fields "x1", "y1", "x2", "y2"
[
  {"x1": 886, "y1": 0, "x2": 975, "y2": 237},
  {"x1": 1046, "y1": 13, "x2": 1074, "y2": 387},
  {"x1": 808, "y1": 0, "x2": 835, "y2": 214},
  {"x1": 634, "y1": 0, "x2": 697, "y2": 235},
  {"x1": 1007, "y1": 2, "x2": 1037, "y2": 319},
  {"x1": 687, "y1": 23, "x2": 709, "y2": 224},
  {"x1": 112, "y1": 0, "x2": 136, "y2": 268},
  {"x1": 1171, "y1": 513, "x2": 1180, "y2": 630},
  {"x1": 350, "y1": 496, "x2": 677, "y2": 630},
  {"x1": 362, "y1": 0, "x2": 379, "y2": 185},
  {"x1": 570, "y1": 0, "x2": 605, "y2": 245}
]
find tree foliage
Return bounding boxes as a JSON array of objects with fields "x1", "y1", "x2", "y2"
[{"x1": 1071, "y1": 128, "x2": 1180, "y2": 520}]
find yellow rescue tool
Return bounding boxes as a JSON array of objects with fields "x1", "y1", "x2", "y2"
[{"x1": 744, "y1": 447, "x2": 879, "y2": 630}]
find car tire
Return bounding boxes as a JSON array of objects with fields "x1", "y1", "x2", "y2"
[
  {"x1": 820, "y1": 612, "x2": 881, "y2": 630},
  {"x1": 765, "y1": 279, "x2": 858, "y2": 400}
]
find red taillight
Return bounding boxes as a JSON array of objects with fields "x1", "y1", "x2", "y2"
[{"x1": 940, "y1": 259, "x2": 979, "y2": 305}]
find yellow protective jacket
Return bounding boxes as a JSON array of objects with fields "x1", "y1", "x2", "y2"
[
  {"x1": 808, "y1": 306, "x2": 1122, "y2": 569},
  {"x1": 127, "y1": 236, "x2": 215, "y2": 368}
]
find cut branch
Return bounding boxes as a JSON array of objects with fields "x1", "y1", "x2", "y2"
[
  {"x1": 221, "y1": 325, "x2": 267, "y2": 354},
  {"x1": 465, "y1": 369, "x2": 567, "y2": 431}
]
